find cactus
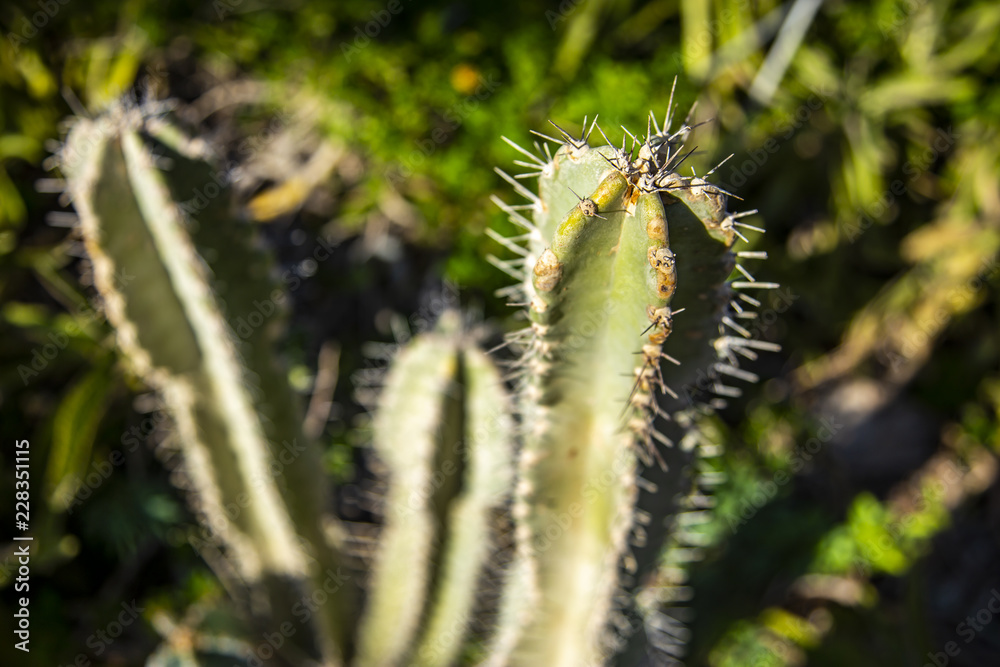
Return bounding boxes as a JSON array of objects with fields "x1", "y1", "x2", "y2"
[
  {"x1": 486, "y1": 99, "x2": 776, "y2": 666},
  {"x1": 60, "y1": 104, "x2": 354, "y2": 665},
  {"x1": 61, "y1": 91, "x2": 774, "y2": 666},
  {"x1": 355, "y1": 310, "x2": 515, "y2": 667}
]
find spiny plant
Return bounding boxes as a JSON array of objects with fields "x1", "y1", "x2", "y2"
[
  {"x1": 60, "y1": 104, "x2": 355, "y2": 665},
  {"x1": 59, "y1": 85, "x2": 777, "y2": 666},
  {"x1": 481, "y1": 88, "x2": 778, "y2": 666}
]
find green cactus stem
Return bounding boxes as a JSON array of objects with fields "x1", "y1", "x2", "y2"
[
  {"x1": 61, "y1": 104, "x2": 354, "y2": 665},
  {"x1": 489, "y1": 98, "x2": 777, "y2": 666},
  {"x1": 355, "y1": 311, "x2": 515, "y2": 667}
]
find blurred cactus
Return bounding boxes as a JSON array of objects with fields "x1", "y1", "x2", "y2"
[
  {"x1": 60, "y1": 104, "x2": 354, "y2": 665},
  {"x1": 61, "y1": 93, "x2": 773, "y2": 666},
  {"x1": 356, "y1": 310, "x2": 515, "y2": 667}
]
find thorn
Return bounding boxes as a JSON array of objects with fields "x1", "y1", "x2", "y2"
[
  {"x1": 722, "y1": 316, "x2": 752, "y2": 338},
  {"x1": 567, "y1": 186, "x2": 606, "y2": 219},
  {"x1": 669, "y1": 145, "x2": 699, "y2": 174},
  {"x1": 664, "y1": 76, "x2": 678, "y2": 133},
  {"x1": 734, "y1": 221, "x2": 765, "y2": 234},
  {"x1": 491, "y1": 195, "x2": 537, "y2": 232},
  {"x1": 61, "y1": 85, "x2": 89, "y2": 119},
  {"x1": 486, "y1": 254, "x2": 527, "y2": 281},
  {"x1": 485, "y1": 228, "x2": 530, "y2": 256},
  {"x1": 530, "y1": 129, "x2": 563, "y2": 145},
  {"x1": 718, "y1": 336, "x2": 781, "y2": 352},
  {"x1": 494, "y1": 167, "x2": 540, "y2": 205},
  {"x1": 584, "y1": 115, "x2": 600, "y2": 144},
  {"x1": 548, "y1": 119, "x2": 588, "y2": 149},
  {"x1": 704, "y1": 153, "x2": 734, "y2": 177},
  {"x1": 683, "y1": 100, "x2": 699, "y2": 126},
  {"x1": 714, "y1": 363, "x2": 760, "y2": 383},
  {"x1": 502, "y1": 136, "x2": 548, "y2": 167},
  {"x1": 596, "y1": 123, "x2": 613, "y2": 147},
  {"x1": 734, "y1": 264, "x2": 756, "y2": 281},
  {"x1": 35, "y1": 178, "x2": 66, "y2": 193},
  {"x1": 541, "y1": 141, "x2": 554, "y2": 162},
  {"x1": 621, "y1": 124, "x2": 639, "y2": 146},
  {"x1": 650, "y1": 429, "x2": 674, "y2": 448},
  {"x1": 46, "y1": 211, "x2": 79, "y2": 228},
  {"x1": 637, "y1": 476, "x2": 659, "y2": 493}
]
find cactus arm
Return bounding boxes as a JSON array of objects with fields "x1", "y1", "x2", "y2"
[
  {"x1": 412, "y1": 345, "x2": 515, "y2": 667},
  {"x1": 62, "y1": 107, "x2": 351, "y2": 665},
  {"x1": 491, "y1": 110, "x2": 775, "y2": 666},
  {"x1": 69, "y1": 122, "x2": 307, "y2": 579},
  {"x1": 354, "y1": 327, "x2": 459, "y2": 667},
  {"x1": 497, "y1": 139, "x2": 677, "y2": 667},
  {"x1": 357, "y1": 313, "x2": 517, "y2": 667}
]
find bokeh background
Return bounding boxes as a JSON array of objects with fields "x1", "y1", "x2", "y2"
[{"x1": 1, "y1": 0, "x2": 999, "y2": 665}]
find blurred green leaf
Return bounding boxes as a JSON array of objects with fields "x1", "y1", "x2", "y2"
[{"x1": 45, "y1": 363, "x2": 115, "y2": 511}]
